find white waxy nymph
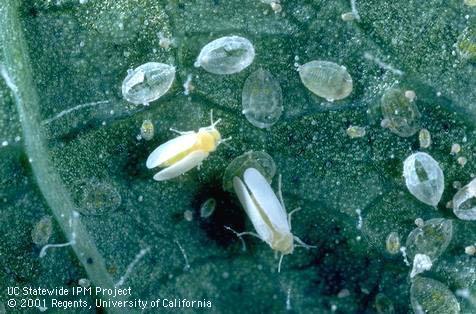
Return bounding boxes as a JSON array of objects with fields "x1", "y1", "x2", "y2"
[
  {"x1": 122, "y1": 62, "x2": 175, "y2": 105},
  {"x1": 146, "y1": 113, "x2": 226, "y2": 181},
  {"x1": 298, "y1": 60, "x2": 353, "y2": 101},
  {"x1": 232, "y1": 168, "x2": 313, "y2": 272},
  {"x1": 403, "y1": 152, "x2": 444, "y2": 207},
  {"x1": 242, "y1": 69, "x2": 283, "y2": 128},
  {"x1": 194, "y1": 36, "x2": 255, "y2": 75},
  {"x1": 452, "y1": 178, "x2": 476, "y2": 220}
]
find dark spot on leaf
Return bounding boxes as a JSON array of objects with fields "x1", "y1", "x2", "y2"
[
  {"x1": 192, "y1": 181, "x2": 246, "y2": 247},
  {"x1": 28, "y1": 7, "x2": 38, "y2": 18}
]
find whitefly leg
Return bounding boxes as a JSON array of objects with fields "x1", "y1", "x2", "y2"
[
  {"x1": 224, "y1": 226, "x2": 260, "y2": 252},
  {"x1": 278, "y1": 254, "x2": 284, "y2": 273}
]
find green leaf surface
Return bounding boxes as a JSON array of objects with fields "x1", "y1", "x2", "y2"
[{"x1": 1, "y1": 0, "x2": 475, "y2": 313}]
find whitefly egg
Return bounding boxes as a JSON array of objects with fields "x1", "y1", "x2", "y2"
[
  {"x1": 298, "y1": 60, "x2": 353, "y2": 101},
  {"x1": 194, "y1": 36, "x2": 255, "y2": 75},
  {"x1": 122, "y1": 62, "x2": 175, "y2": 105}
]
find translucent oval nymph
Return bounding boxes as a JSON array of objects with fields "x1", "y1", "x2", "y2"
[
  {"x1": 375, "y1": 293, "x2": 395, "y2": 314},
  {"x1": 200, "y1": 198, "x2": 216, "y2": 218},
  {"x1": 233, "y1": 168, "x2": 313, "y2": 271},
  {"x1": 410, "y1": 277, "x2": 460, "y2": 314},
  {"x1": 385, "y1": 231, "x2": 401, "y2": 255},
  {"x1": 419, "y1": 128, "x2": 431, "y2": 148},
  {"x1": 405, "y1": 218, "x2": 453, "y2": 261},
  {"x1": 456, "y1": 26, "x2": 476, "y2": 62},
  {"x1": 194, "y1": 36, "x2": 255, "y2": 75},
  {"x1": 298, "y1": 60, "x2": 353, "y2": 101},
  {"x1": 242, "y1": 69, "x2": 283, "y2": 128},
  {"x1": 222, "y1": 151, "x2": 276, "y2": 192},
  {"x1": 140, "y1": 119, "x2": 155, "y2": 141},
  {"x1": 146, "y1": 113, "x2": 226, "y2": 181},
  {"x1": 381, "y1": 88, "x2": 421, "y2": 137},
  {"x1": 79, "y1": 180, "x2": 122, "y2": 216},
  {"x1": 32, "y1": 216, "x2": 53, "y2": 245},
  {"x1": 452, "y1": 178, "x2": 476, "y2": 220},
  {"x1": 122, "y1": 62, "x2": 175, "y2": 105},
  {"x1": 403, "y1": 152, "x2": 444, "y2": 207}
]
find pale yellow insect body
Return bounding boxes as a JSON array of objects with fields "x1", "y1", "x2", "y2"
[{"x1": 146, "y1": 114, "x2": 225, "y2": 181}]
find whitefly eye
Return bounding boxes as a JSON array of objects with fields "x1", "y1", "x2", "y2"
[
  {"x1": 122, "y1": 62, "x2": 175, "y2": 105},
  {"x1": 242, "y1": 69, "x2": 283, "y2": 128},
  {"x1": 194, "y1": 36, "x2": 255, "y2": 75},
  {"x1": 298, "y1": 60, "x2": 353, "y2": 101}
]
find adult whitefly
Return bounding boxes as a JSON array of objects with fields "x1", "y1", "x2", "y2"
[
  {"x1": 242, "y1": 69, "x2": 283, "y2": 128},
  {"x1": 381, "y1": 88, "x2": 421, "y2": 137},
  {"x1": 410, "y1": 277, "x2": 460, "y2": 314},
  {"x1": 298, "y1": 60, "x2": 353, "y2": 101},
  {"x1": 405, "y1": 218, "x2": 453, "y2": 261},
  {"x1": 122, "y1": 62, "x2": 175, "y2": 105},
  {"x1": 194, "y1": 36, "x2": 255, "y2": 75},
  {"x1": 452, "y1": 178, "x2": 476, "y2": 220},
  {"x1": 403, "y1": 152, "x2": 444, "y2": 207}
]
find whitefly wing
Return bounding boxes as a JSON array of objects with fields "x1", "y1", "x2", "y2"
[
  {"x1": 233, "y1": 176, "x2": 272, "y2": 243},
  {"x1": 153, "y1": 150, "x2": 208, "y2": 181},
  {"x1": 243, "y1": 168, "x2": 290, "y2": 233},
  {"x1": 146, "y1": 133, "x2": 197, "y2": 169}
]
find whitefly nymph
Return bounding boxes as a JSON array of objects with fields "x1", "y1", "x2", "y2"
[
  {"x1": 232, "y1": 168, "x2": 314, "y2": 272},
  {"x1": 146, "y1": 112, "x2": 228, "y2": 181},
  {"x1": 122, "y1": 62, "x2": 176, "y2": 105},
  {"x1": 403, "y1": 152, "x2": 444, "y2": 207},
  {"x1": 298, "y1": 60, "x2": 353, "y2": 101},
  {"x1": 194, "y1": 36, "x2": 255, "y2": 75}
]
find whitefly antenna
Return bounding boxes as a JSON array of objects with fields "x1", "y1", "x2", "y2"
[{"x1": 209, "y1": 109, "x2": 222, "y2": 128}]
